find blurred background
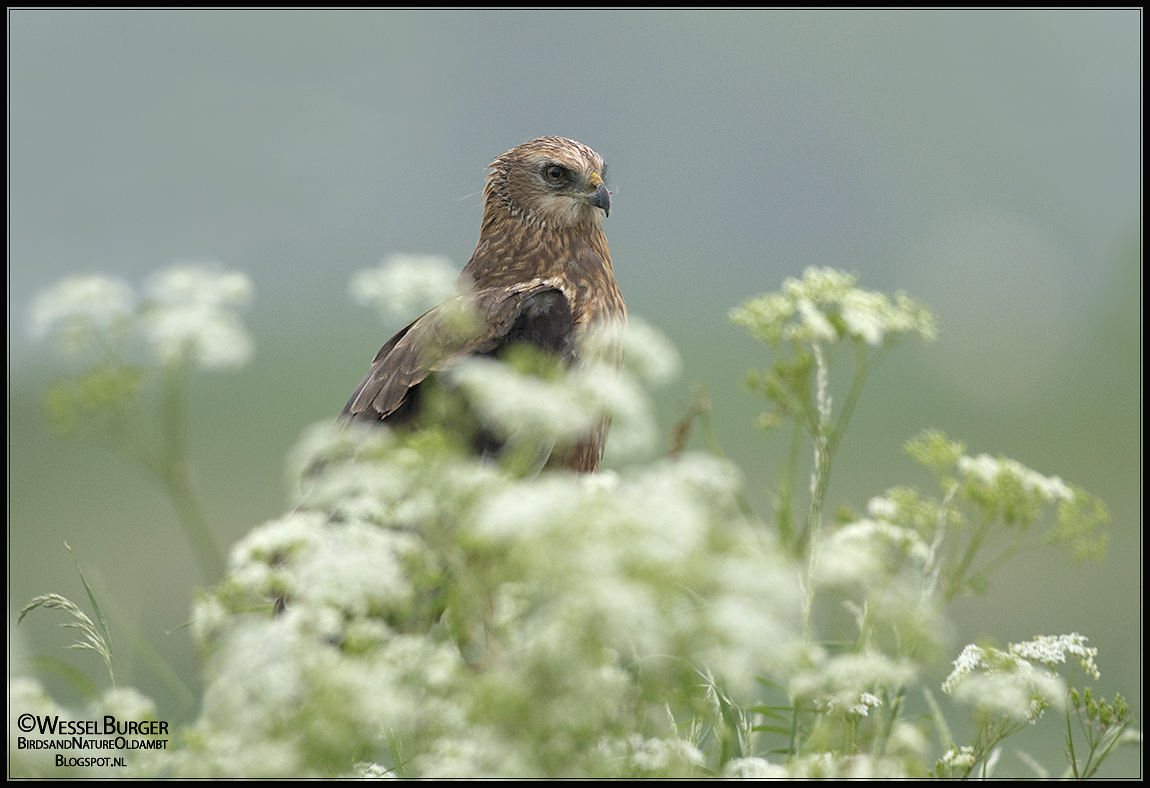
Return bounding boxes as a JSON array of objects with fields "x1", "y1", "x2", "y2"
[{"x1": 9, "y1": 10, "x2": 1140, "y2": 775}]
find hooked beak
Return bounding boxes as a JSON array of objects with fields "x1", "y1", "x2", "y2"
[{"x1": 586, "y1": 180, "x2": 611, "y2": 218}]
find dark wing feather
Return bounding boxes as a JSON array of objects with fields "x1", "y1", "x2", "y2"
[{"x1": 340, "y1": 284, "x2": 575, "y2": 423}]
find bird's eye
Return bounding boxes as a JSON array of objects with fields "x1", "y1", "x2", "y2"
[{"x1": 543, "y1": 165, "x2": 570, "y2": 183}]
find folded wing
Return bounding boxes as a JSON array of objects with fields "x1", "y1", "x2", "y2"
[{"x1": 341, "y1": 284, "x2": 575, "y2": 424}]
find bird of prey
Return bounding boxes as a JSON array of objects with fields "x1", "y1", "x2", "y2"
[{"x1": 341, "y1": 137, "x2": 625, "y2": 472}]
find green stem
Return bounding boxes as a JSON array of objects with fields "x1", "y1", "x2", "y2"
[
  {"x1": 776, "y1": 422, "x2": 803, "y2": 549},
  {"x1": 800, "y1": 345, "x2": 833, "y2": 638},
  {"x1": 801, "y1": 345, "x2": 833, "y2": 552},
  {"x1": 943, "y1": 517, "x2": 993, "y2": 603},
  {"x1": 1066, "y1": 704, "x2": 1080, "y2": 778},
  {"x1": 157, "y1": 362, "x2": 225, "y2": 581},
  {"x1": 1083, "y1": 721, "x2": 1130, "y2": 779},
  {"x1": 876, "y1": 690, "x2": 904, "y2": 757},
  {"x1": 826, "y1": 340, "x2": 870, "y2": 457}
]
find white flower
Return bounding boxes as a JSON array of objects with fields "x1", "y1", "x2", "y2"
[
  {"x1": 942, "y1": 644, "x2": 987, "y2": 694},
  {"x1": 886, "y1": 721, "x2": 928, "y2": 758},
  {"x1": 841, "y1": 288, "x2": 888, "y2": 345},
  {"x1": 846, "y1": 692, "x2": 883, "y2": 717},
  {"x1": 942, "y1": 641, "x2": 1069, "y2": 723},
  {"x1": 958, "y1": 454, "x2": 1075, "y2": 503},
  {"x1": 143, "y1": 264, "x2": 253, "y2": 369},
  {"x1": 582, "y1": 317, "x2": 681, "y2": 388},
  {"x1": 451, "y1": 355, "x2": 599, "y2": 445},
  {"x1": 731, "y1": 267, "x2": 935, "y2": 349},
  {"x1": 866, "y1": 494, "x2": 900, "y2": 521},
  {"x1": 91, "y1": 686, "x2": 157, "y2": 723},
  {"x1": 949, "y1": 665, "x2": 1063, "y2": 723},
  {"x1": 29, "y1": 275, "x2": 136, "y2": 354},
  {"x1": 620, "y1": 734, "x2": 704, "y2": 772},
  {"x1": 788, "y1": 750, "x2": 910, "y2": 779},
  {"x1": 819, "y1": 519, "x2": 933, "y2": 587},
  {"x1": 796, "y1": 297, "x2": 839, "y2": 343},
  {"x1": 148, "y1": 263, "x2": 251, "y2": 307},
  {"x1": 1010, "y1": 633, "x2": 1100, "y2": 680},
  {"x1": 941, "y1": 745, "x2": 976, "y2": 770},
  {"x1": 348, "y1": 761, "x2": 395, "y2": 779},
  {"x1": 350, "y1": 254, "x2": 458, "y2": 323},
  {"x1": 577, "y1": 362, "x2": 657, "y2": 460},
  {"x1": 723, "y1": 756, "x2": 786, "y2": 778},
  {"x1": 791, "y1": 652, "x2": 916, "y2": 712}
]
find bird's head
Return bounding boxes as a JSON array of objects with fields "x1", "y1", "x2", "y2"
[{"x1": 485, "y1": 137, "x2": 611, "y2": 231}]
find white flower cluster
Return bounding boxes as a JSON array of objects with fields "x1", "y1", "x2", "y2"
[
  {"x1": 1009, "y1": 633, "x2": 1100, "y2": 680},
  {"x1": 791, "y1": 651, "x2": 916, "y2": 718},
  {"x1": 143, "y1": 264, "x2": 253, "y2": 369},
  {"x1": 469, "y1": 452, "x2": 801, "y2": 691},
  {"x1": 448, "y1": 318, "x2": 680, "y2": 464},
  {"x1": 785, "y1": 750, "x2": 914, "y2": 779},
  {"x1": 942, "y1": 637, "x2": 1082, "y2": 723},
  {"x1": 599, "y1": 734, "x2": 706, "y2": 774},
  {"x1": 817, "y1": 518, "x2": 933, "y2": 587},
  {"x1": 609, "y1": 317, "x2": 682, "y2": 388},
  {"x1": 957, "y1": 454, "x2": 1075, "y2": 504},
  {"x1": 29, "y1": 275, "x2": 136, "y2": 354},
  {"x1": 940, "y1": 745, "x2": 976, "y2": 770},
  {"x1": 848, "y1": 692, "x2": 884, "y2": 718},
  {"x1": 177, "y1": 411, "x2": 803, "y2": 777},
  {"x1": 451, "y1": 355, "x2": 600, "y2": 446},
  {"x1": 722, "y1": 756, "x2": 787, "y2": 778},
  {"x1": 729, "y1": 267, "x2": 937, "y2": 348},
  {"x1": 29, "y1": 263, "x2": 254, "y2": 371},
  {"x1": 349, "y1": 253, "x2": 459, "y2": 323}
]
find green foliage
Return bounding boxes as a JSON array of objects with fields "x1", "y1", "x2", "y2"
[{"x1": 13, "y1": 263, "x2": 1137, "y2": 778}]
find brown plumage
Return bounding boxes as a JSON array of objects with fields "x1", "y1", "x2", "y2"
[{"x1": 341, "y1": 137, "x2": 626, "y2": 472}]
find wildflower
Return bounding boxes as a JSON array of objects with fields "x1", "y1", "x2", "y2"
[
  {"x1": 349, "y1": 762, "x2": 393, "y2": 778},
  {"x1": 941, "y1": 745, "x2": 976, "y2": 770},
  {"x1": 451, "y1": 355, "x2": 600, "y2": 446},
  {"x1": 791, "y1": 651, "x2": 916, "y2": 714},
  {"x1": 349, "y1": 254, "x2": 458, "y2": 323},
  {"x1": 958, "y1": 454, "x2": 1075, "y2": 504},
  {"x1": 29, "y1": 275, "x2": 135, "y2": 355},
  {"x1": 91, "y1": 686, "x2": 157, "y2": 726},
  {"x1": 817, "y1": 519, "x2": 932, "y2": 587},
  {"x1": 942, "y1": 641, "x2": 1067, "y2": 723},
  {"x1": 1009, "y1": 633, "x2": 1100, "y2": 680},
  {"x1": 847, "y1": 692, "x2": 883, "y2": 717},
  {"x1": 615, "y1": 318, "x2": 681, "y2": 387},
  {"x1": 723, "y1": 756, "x2": 786, "y2": 778},
  {"x1": 730, "y1": 267, "x2": 936, "y2": 348},
  {"x1": 617, "y1": 734, "x2": 705, "y2": 773},
  {"x1": 143, "y1": 264, "x2": 253, "y2": 369}
]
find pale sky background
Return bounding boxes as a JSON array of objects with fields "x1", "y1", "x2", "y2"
[{"x1": 8, "y1": 10, "x2": 1140, "y2": 774}]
